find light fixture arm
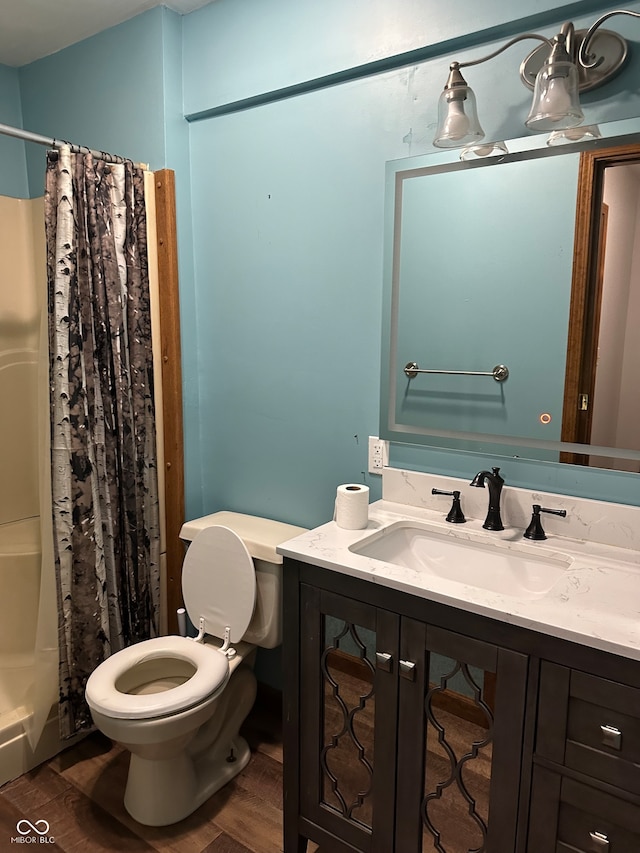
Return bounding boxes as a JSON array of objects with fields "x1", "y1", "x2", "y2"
[
  {"x1": 559, "y1": 21, "x2": 576, "y2": 60},
  {"x1": 456, "y1": 32, "x2": 553, "y2": 71},
  {"x1": 443, "y1": 32, "x2": 555, "y2": 96},
  {"x1": 579, "y1": 9, "x2": 640, "y2": 68}
]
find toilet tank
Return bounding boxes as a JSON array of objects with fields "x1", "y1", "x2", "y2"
[{"x1": 179, "y1": 511, "x2": 306, "y2": 649}]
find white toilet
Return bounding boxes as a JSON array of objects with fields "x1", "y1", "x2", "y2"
[{"x1": 85, "y1": 511, "x2": 305, "y2": 827}]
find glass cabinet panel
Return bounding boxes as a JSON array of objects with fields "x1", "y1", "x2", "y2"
[
  {"x1": 422, "y1": 653, "x2": 494, "y2": 852},
  {"x1": 321, "y1": 616, "x2": 376, "y2": 828}
]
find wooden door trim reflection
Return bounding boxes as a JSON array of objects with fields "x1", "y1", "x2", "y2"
[
  {"x1": 328, "y1": 647, "x2": 496, "y2": 728},
  {"x1": 561, "y1": 143, "x2": 640, "y2": 463}
]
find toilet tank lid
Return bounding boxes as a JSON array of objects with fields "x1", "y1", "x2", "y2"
[{"x1": 180, "y1": 512, "x2": 307, "y2": 564}]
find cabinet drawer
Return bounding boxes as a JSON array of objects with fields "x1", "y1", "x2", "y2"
[
  {"x1": 538, "y1": 664, "x2": 640, "y2": 794},
  {"x1": 556, "y1": 776, "x2": 640, "y2": 853},
  {"x1": 529, "y1": 767, "x2": 640, "y2": 853},
  {"x1": 567, "y1": 671, "x2": 640, "y2": 795}
]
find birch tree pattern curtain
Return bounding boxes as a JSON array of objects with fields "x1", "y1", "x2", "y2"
[{"x1": 45, "y1": 146, "x2": 161, "y2": 738}]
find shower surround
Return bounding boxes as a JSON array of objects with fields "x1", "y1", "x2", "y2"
[{"x1": 0, "y1": 194, "x2": 67, "y2": 785}]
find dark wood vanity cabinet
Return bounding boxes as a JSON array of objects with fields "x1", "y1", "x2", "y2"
[
  {"x1": 282, "y1": 560, "x2": 530, "y2": 853},
  {"x1": 282, "y1": 559, "x2": 640, "y2": 853}
]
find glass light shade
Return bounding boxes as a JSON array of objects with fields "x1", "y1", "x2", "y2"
[
  {"x1": 460, "y1": 140, "x2": 509, "y2": 160},
  {"x1": 546, "y1": 124, "x2": 601, "y2": 146},
  {"x1": 525, "y1": 59, "x2": 584, "y2": 132},
  {"x1": 433, "y1": 85, "x2": 485, "y2": 148}
]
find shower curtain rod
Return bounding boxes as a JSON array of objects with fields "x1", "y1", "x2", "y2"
[{"x1": 0, "y1": 120, "x2": 126, "y2": 164}]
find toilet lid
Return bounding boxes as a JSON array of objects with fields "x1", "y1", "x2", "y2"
[
  {"x1": 85, "y1": 636, "x2": 230, "y2": 720},
  {"x1": 182, "y1": 525, "x2": 256, "y2": 643}
]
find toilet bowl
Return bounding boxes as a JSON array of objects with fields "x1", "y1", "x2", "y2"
[{"x1": 85, "y1": 512, "x2": 305, "y2": 826}]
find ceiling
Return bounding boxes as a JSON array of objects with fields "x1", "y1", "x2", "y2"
[{"x1": 0, "y1": 0, "x2": 212, "y2": 67}]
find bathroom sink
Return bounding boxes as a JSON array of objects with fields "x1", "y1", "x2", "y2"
[{"x1": 349, "y1": 521, "x2": 572, "y2": 600}]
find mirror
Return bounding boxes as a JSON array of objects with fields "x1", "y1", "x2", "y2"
[{"x1": 381, "y1": 118, "x2": 640, "y2": 473}]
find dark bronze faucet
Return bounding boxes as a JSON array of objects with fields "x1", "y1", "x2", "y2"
[{"x1": 470, "y1": 466, "x2": 504, "y2": 530}]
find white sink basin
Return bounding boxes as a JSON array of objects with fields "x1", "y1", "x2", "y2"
[{"x1": 349, "y1": 521, "x2": 573, "y2": 600}]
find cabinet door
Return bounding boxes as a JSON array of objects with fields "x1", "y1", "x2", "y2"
[
  {"x1": 299, "y1": 584, "x2": 400, "y2": 853},
  {"x1": 395, "y1": 620, "x2": 529, "y2": 853}
]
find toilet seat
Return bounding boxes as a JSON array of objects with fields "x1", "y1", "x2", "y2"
[
  {"x1": 86, "y1": 636, "x2": 230, "y2": 720},
  {"x1": 182, "y1": 525, "x2": 256, "y2": 642}
]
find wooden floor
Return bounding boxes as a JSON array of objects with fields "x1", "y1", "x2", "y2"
[
  {"x1": 0, "y1": 689, "x2": 310, "y2": 853},
  {"x1": 0, "y1": 680, "x2": 491, "y2": 853}
]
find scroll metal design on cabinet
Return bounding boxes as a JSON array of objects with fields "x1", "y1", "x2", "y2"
[
  {"x1": 320, "y1": 619, "x2": 376, "y2": 827},
  {"x1": 422, "y1": 658, "x2": 494, "y2": 853}
]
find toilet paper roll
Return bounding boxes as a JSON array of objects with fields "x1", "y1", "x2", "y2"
[{"x1": 334, "y1": 483, "x2": 370, "y2": 530}]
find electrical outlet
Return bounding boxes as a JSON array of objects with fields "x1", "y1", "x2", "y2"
[{"x1": 368, "y1": 436, "x2": 389, "y2": 474}]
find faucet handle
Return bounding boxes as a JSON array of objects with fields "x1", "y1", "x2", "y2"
[
  {"x1": 524, "y1": 504, "x2": 567, "y2": 540},
  {"x1": 432, "y1": 488, "x2": 466, "y2": 524}
]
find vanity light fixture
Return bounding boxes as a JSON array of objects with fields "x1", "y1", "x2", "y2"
[{"x1": 433, "y1": 9, "x2": 640, "y2": 149}]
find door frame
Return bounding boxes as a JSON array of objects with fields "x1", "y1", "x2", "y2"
[
  {"x1": 154, "y1": 169, "x2": 185, "y2": 635},
  {"x1": 561, "y1": 143, "x2": 640, "y2": 462}
]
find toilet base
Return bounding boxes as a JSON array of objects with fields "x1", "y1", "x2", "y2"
[
  {"x1": 124, "y1": 735, "x2": 252, "y2": 826},
  {"x1": 122, "y1": 665, "x2": 257, "y2": 827},
  {"x1": 195, "y1": 735, "x2": 252, "y2": 805}
]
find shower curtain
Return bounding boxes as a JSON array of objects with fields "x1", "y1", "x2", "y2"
[{"x1": 44, "y1": 146, "x2": 161, "y2": 738}]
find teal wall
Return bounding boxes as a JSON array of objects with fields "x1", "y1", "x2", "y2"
[
  {"x1": 0, "y1": 63, "x2": 28, "y2": 197},
  {"x1": 1, "y1": 0, "x2": 639, "y2": 535},
  {"x1": 181, "y1": 0, "x2": 640, "y2": 118},
  {"x1": 19, "y1": 7, "x2": 169, "y2": 197},
  {"x1": 156, "y1": 9, "x2": 201, "y2": 514},
  {"x1": 183, "y1": 0, "x2": 640, "y2": 524}
]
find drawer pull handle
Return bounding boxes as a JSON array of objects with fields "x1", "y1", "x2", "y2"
[
  {"x1": 375, "y1": 651, "x2": 393, "y2": 672},
  {"x1": 399, "y1": 659, "x2": 416, "y2": 681},
  {"x1": 600, "y1": 724, "x2": 622, "y2": 750},
  {"x1": 589, "y1": 831, "x2": 609, "y2": 851}
]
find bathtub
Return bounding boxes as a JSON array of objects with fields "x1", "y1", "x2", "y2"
[
  {"x1": 0, "y1": 517, "x2": 75, "y2": 786},
  {"x1": 0, "y1": 516, "x2": 40, "y2": 711}
]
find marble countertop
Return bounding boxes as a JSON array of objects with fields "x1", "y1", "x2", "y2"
[{"x1": 277, "y1": 498, "x2": 640, "y2": 662}]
